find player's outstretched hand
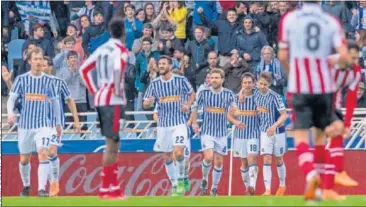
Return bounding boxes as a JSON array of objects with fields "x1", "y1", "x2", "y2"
[
  {"x1": 56, "y1": 124, "x2": 62, "y2": 137},
  {"x1": 146, "y1": 96, "x2": 155, "y2": 106},
  {"x1": 266, "y1": 125, "x2": 276, "y2": 136},
  {"x1": 234, "y1": 120, "x2": 245, "y2": 130},
  {"x1": 7, "y1": 114, "x2": 16, "y2": 126},
  {"x1": 192, "y1": 123, "x2": 200, "y2": 134}
]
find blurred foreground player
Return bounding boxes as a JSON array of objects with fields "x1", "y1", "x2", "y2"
[
  {"x1": 278, "y1": 1, "x2": 351, "y2": 201},
  {"x1": 79, "y1": 18, "x2": 129, "y2": 200}
]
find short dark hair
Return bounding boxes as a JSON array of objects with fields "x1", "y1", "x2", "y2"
[
  {"x1": 108, "y1": 18, "x2": 125, "y2": 39},
  {"x1": 93, "y1": 9, "x2": 103, "y2": 17},
  {"x1": 67, "y1": 24, "x2": 78, "y2": 31},
  {"x1": 43, "y1": 56, "x2": 53, "y2": 66},
  {"x1": 259, "y1": 72, "x2": 272, "y2": 84},
  {"x1": 67, "y1": 50, "x2": 78, "y2": 59},
  {"x1": 143, "y1": 23, "x2": 153, "y2": 30},
  {"x1": 235, "y1": 1, "x2": 245, "y2": 8},
  {"x1": 160, "y1": 24, "x2": 174, "y2": 32},
  {"x1": 124, "y1": 4, "x2": 135, "y2": 11},
  {"x1": 32, "y1": 23, "x2": 43, "y2": 32},
  {"x1": 194, "y1": 26, "x2": 205, "y2": 33},
  {"x1": 142, "y1": 37, "x2": 153, "y2": 44},
  {"x1": 159, "y1": 55, "x2": 173, "y2": 65},
  {"x1": 347, "y1": 40, "x2": 360, "y2": 51},
  {"x1": 241, "y1": 72, "x2": 255, "y2": 82},
  {"x1": 227, "y1": 8, "x2": 237, "y2": 14}
]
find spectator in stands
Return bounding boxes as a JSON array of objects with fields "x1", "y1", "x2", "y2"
[
  {"x1": 124, "y1": 4, "x2": 143, "y2": 51},
  {"x1": 140, "y1": 58, "x2": 159, "y2": 98},
  {"x1": 66, "y1": 24, "x2": 86, "y2": 62},
  {"x1": 71, "y1": 0, "x2": 97, "y2": 24},
  {"x1": 196, "y1": 51, "x2": 219, "y2": 87},
  {"x1": 79, "y1": 15, "x2": 91, "y2": 35},
  {"x1": 136, "y1": 37, "x2": 160, "y2": 110},
  {"x1": 355, "y1": 29, "x2": 366, "y2": 66},
  {"x1": 268, "y1": 1, "x2": 289, "y2": 49},
  {"x1": 236, "y1": 16, "x2": 268, "y2": 72},
  {"x1": 223, "y1": 51, "x2": 250, "y2": 93},
  {"x1": 144, "y1": 3, "x2": 156, "y2": 23},
  {"x1": 124, "y1": 54, "x2": 137, "y2": 128},
  {"x1": 172, "y1": 46, "x2": 185, "y2": 70},
  {"x1": 51, "y1": 1, "x2": 69, "y2": 37},
  {"x1": 255, "y1": 46, "x2": 286, "y2": 95},
  {"x1": 135, "y1": 8, "x2": 146, "y2": 23},
  {"x1": 54, "y1": 36, "x2": 79, "y2": 74},
  {"x1": 58, "y1": 50, "x2": 88, "y2": 134},
  {"x1": 356, "y1": 81, "x2": 366, "y2": 108},
  {"x1": 157, "y1": 25, "x2": 183, "y2": 57},
  {"x1": 322, "y1": 1, "x2": 348, "y2": 27},
  {"x1": 1, "y1": 62, "x2": 11, "y2": 96},
  {"x1": 132, "y1": 23, "x2": 157, "y2": 54},
  {"x1": 197, "y1": 72, "x2": 212, "y2": 97},
  {"x1": 22, "y1": 24, "x2": 55, "y2": 58},
  {"x1": 193, "y1": 1, "x2": 218, "y2": 27},
  {"x1": 186, "y1": 26, "x2": 213, "y2": 87},
  {"x1": 168, "y1": 1, "x2": 188, "y2": 44},
  {"x1": 82, "y1": 9, "x2": 112, "y2": 56},
  {"x1": 254, "y1": 2, "x2": 271, "y2": 37},
  {"x1": 199, "y1": 8, "x2": 241, "y2": 67},
  {"x1": 152, "y1": 2, "x2": 177, "y2": 40},
  {"x1": 18, "y1": 43, "x2": 37, "y2": 76},
  {"x1": 351, "y1": 1, "x2": 366, "y2": 30}
]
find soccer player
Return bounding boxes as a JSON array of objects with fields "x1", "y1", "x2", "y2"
[
  {"x1": 41, "y1": 56, "x2": 81, "y2": 196},
  {"x1": 318, "y1": 41, "x2": 361, "y2": 201},
  {"x1": 143, "y1": 56, "x2": 195, "y2": 196},
  {"x1": 229, "y1": 72, "x2": 260, "y2": 196},
  {"x1": 277, "y1": 1, "x2": 351, "y2": 200},
  {"x1": 79, "y1": 18, "x2": 129, "y2": 200},
  {"x1": 254, "y1": 72, "x2": 288, "y2": 196},
  {"x1": 191, "y1": 69, "x2": 245, "y2": 196},
  {"x1": 7, "y1": 47, "x2": 62, "y2": 197}
]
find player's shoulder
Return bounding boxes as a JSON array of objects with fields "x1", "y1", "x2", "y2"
[
  {"x1": 269, "y1": 90, "x2": 282, "y2": 99},
  {"x1": 222, "y1": 88, "x2": 236, "y2": 96},
  {"x1": 324, "y1": 13, "x2": 342, "y2": 29},
  {"x1": 280, "y1": 8, "x2": 298, "y2": 23}
]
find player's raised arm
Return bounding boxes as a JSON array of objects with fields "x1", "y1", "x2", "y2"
[
  {"x1": 344, "y1": 66, "x2": 362, "y2": 131},
  {"x1": 332, "y1": 17, "x2": 352, "y2": 67},
  {"x1": 113, "y1": 46, "x2": 128, "y2": 97},
  {"x1": 79, "y1": 52, "x2": 98, "y2": 94},
  {"x1": 277, "y1": 11, "x2": 292, "y2": 75}
]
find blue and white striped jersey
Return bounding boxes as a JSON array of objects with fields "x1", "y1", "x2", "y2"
[
  {"x1": 49, "y1": 77, "x2": 71, "y2": 128},
  {"x1": 234, "y1": 94, "x2": 260, "y2": 139},
  {"x1": 144, "y1": 74, "x2": 193, "y2": 127},
  {"x1": 10, "y1": 72, "x2": 57, "y2": 129},
  {"x1": 197, "y1": 87, "x2": 236, "y2": 137},
  {"x1": 254, "y1": 89, "x2": 286, "y2": 134}
]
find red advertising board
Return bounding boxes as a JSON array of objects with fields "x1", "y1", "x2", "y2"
[{"x1": 2, "y1": 152, "x2": 365, "y2": 196}]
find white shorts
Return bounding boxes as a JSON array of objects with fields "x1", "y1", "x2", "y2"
[
  {"x1": 50, "y1": 128, "x2": 63, "y2": 147},
  {"x1": 184, "y1": 137, "x2": 191, "y2": 158},
  {"x1": 154, "y1": 124, "x2": 188, "y2": 153},
  {"x1": 201, "y1": 134, "x2": 228, "y2": 155},
  {"x1": 260, "y1": 132, "x2": 286, "y2": 157},
  {"x1": 233, "y1": 138, "x2": 259, "y2": 158},
  {"x1": 18, "y1": 127, "x2": 52, "y2": 154}
]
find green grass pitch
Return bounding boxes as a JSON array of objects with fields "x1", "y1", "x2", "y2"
[{"x1": 2, "y1": 196, "x2": 366, "y2": 206}]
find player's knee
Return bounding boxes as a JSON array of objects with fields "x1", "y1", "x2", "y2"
[
  {"x1": 247, "y1": 155, "x2": 257, "y2": 165},
  {"x1": 174, "y1": 148, "x2": 184, "y2": 160},
  {"x1": 241, "y1": 158, "x2": 248, "y2": 169},
  {"x1": 20, "y1": 154, "x2": 31, "y2": 165},
  {"x1": 48, "y1": 145, "x2": 58, "y2": 158},
  {"x1": 164, "y1": 152, "x2": 174, "y2": 163},
  {"x1": 275, "y1": 156, "x2": 283, "y2": 166},
  {"x1": 263, "y1": 155, "x2": 272, "y2": 164},
  {"x1": 214, "y1": 155, "x2": 223, "y2": 168},
  {"x1": 37, "y1": 148, "x2": 49, "y2": 161}
]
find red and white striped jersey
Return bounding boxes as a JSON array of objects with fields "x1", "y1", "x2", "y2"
[
  {"x1": 333, "y1": 64, "x2": 362, "y2": 127},
  {"x1": 79, "y1": 38, "x2": 128, "y2": 107},
  {"x1": 279, "y1": 3, "x2": 346, "y2": 94}
]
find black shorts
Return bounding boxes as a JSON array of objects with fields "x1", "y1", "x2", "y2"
[
  {"x1": 332, "y1": 109, "x2": 344, "y2": 122},
  {"x1": 291, "y1": 93, "x2": 335, "y2": 130},
  {"x1": 96, "y1": 105, "x2": 126, "y2": 141}
]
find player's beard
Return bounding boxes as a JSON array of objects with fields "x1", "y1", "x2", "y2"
[
  {"x1": 159, "y1": 67, "x2": 169, "y2": 76},
  {"x1": 211, "y1": 81, "x2": 222, "y2": 90}
]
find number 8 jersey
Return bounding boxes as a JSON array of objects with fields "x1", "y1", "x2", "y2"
[{"x1": 278, "y1": 3, "x2": 346, "y2": 95}]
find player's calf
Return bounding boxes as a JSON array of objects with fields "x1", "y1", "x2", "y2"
[
  {"x1": 37, "y1": 148, "x2": 50, "y2": 196},
  {"x1": 48, "y1": 145, "x2": 60, "y2": 196},
  {"x1": 262, "y1": 155, "x2": 272, "y2": 195},
  {"x1": 211, "y1": 154, "x2": 223, "y2": 196},
  {"x1": 275, "y1": 156, "x2": 286, "y2": 196},
  {"x1": 19, "y1": 154, "x2": 31, "y2": 197},
  {"x1": 240, "y1": 158, "x2": 249, "y2": 191},
  {"x1": 247, "y1": 155, "x2": 258, "y2": 195},
  {"x1": 201, "y1": 149, "x2": 213, "y2": 195}
]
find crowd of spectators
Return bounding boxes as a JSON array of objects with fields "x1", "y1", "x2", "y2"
[{"x1": 2, "y1": 1, "x2": 366, "y2": 119}]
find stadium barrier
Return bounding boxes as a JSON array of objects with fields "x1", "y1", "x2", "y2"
[{"x1": 1, "y1": 110, "x2": 365, "y2": 196}]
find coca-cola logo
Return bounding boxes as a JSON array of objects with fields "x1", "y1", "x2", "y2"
[{"x1": 59, "y1": 153, "x2": 203, "y2": 196}]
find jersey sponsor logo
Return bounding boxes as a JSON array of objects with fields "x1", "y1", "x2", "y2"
[
  {"x1": 237, "y1": 110, "x2": 257, "y2": 116},
  {"x1": 25, "y1": 93, "x2": 47, "y2": 101},
  {"x1": 159, "y1": 96, "x2": 180, "y2": 103},
  {"x1": 205, "y1": 107, "x2": 225, "y2": 114},
  {"x1": 257, "y1": 106, "x2": 269, "y2": 114}
]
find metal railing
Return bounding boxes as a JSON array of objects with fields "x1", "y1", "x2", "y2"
[{"x1": 1, "y1": 109, "x2": 365, "y2": 149}]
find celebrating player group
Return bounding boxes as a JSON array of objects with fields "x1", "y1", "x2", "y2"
[{"x1": 7, "y1": 1, "x2": 360, "y2": 202}]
